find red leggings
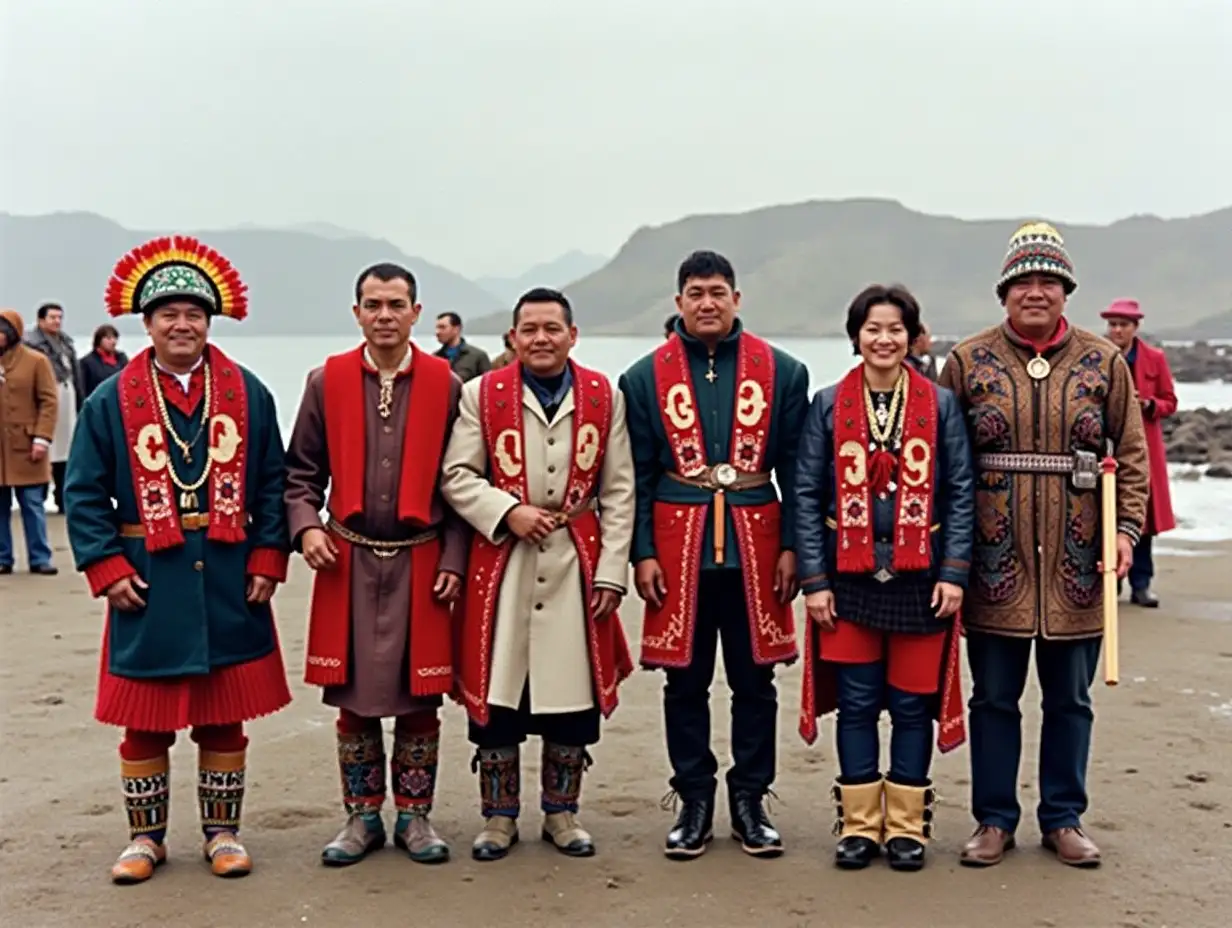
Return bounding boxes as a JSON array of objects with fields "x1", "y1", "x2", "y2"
[
  {"x1": 818, "y1": 620, "x2": 946, "y2": 695},
  {"x1": 120, "y1": 724, "x2": 248, "y2": 761},
  {"x1": 335, "y1": 709, "x2": 440, "y2": 737}
]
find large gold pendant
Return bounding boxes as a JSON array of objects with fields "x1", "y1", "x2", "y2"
[
  {"x1": 1027, "y1": 355, "x2": 1051, "y2": 380},
  {"x1": 180, "y1": 491, "x2": 199, "y2": 511}
]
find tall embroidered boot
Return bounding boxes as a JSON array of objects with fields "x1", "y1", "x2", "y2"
[
  {"x1": 111, "y1": 754, "x2": 171, "y2": 884},
  {"x1": 540, "y1": 743, "x2": 595, "y2": 857},
  {"x1": 198, "y1": 749, "x2": 251, "y2": 878},
  {"x1": 322, "y1": 729, "x2": 388, "y2": 866},
  {"x1": 471, "y1": 746, "x2": 520, "y2": 861},
  {"x1": 883, "y1": 779, "x2": 935, "y2": 872},
  {"x1": 832, "y1": 777, "x2": 885, "y2": 870},
  {"x1": 391, "y1": 730, "x2": 449, "y2": 864}
]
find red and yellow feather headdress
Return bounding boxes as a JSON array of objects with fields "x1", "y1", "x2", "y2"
[{"x1": 105, "y1": 235, "x2": 248, "y2": 320}]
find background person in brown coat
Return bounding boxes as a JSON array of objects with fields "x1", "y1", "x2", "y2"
[{"x1": 0, "y1": 308, "x2": 59, "y2": 575}]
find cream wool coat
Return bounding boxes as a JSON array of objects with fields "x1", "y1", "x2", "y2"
[{"x1": 441, "y1": 374, "x2": 635, "y2": 714}]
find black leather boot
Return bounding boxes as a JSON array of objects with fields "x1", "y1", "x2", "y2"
[
  {"x1": 730, "y1": 791, "x2": 784, "y2": 857},
  {"x1": 832, "y1": 779, "x2": 883, "y2": 870},
  {"x1": 664, "y1": 796, "x2": 714, "y2": 860}
]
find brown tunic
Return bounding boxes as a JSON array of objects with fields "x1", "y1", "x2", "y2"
[
  {"x1": 938, "y1": 322, "x2": 1149, "y2": 639},
  {"x1": 284, "y1": 353, "x2": 466, "y2": 717}
]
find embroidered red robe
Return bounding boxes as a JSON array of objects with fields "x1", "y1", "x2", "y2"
[
  {"x1": 639, "y1": 332, "x2": 797, "y2": 669},
  {"x1": 303, "y1": 344, "x2": 456, "y2": 697},
  {"x1": 456, "y1": 360, "x2": 634, "y2": 726}
]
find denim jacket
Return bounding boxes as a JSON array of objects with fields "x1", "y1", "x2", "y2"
[{"x1": 794, "y1": 379, "x2": 975, "y2": 595}]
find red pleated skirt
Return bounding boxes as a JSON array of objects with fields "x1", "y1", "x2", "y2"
[{"x1": 94, "y1": 620, "x2": 292, "y2": 731}]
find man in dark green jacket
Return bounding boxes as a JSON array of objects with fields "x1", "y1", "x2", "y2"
[
  {"x1": 618, "y1": 250, "x2": 809, "y2": 861},
  {"x1": 434, "y1": 311, "x2": 492, "y2": 382}
]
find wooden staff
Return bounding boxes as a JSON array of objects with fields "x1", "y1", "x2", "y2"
[{"x1": 1101, "y1": 444, "x2": 1120, "y2": 686}]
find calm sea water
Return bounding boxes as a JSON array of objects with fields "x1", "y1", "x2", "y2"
[{"x1": 21, "y1": 334, "x2": 1232, "y2": 542}]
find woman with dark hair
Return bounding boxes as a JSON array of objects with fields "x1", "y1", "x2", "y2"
[
  {"x1": 79, "y1": 323, "x2": 128, "y2": 398},
  {"x1": 796, "y1": 284, "x2": 975, "y2": 872}
]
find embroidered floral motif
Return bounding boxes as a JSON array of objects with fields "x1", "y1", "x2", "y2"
[
  {"x1": 1069, "y1": 408, "x2": 1104, "y2": 451},
  {"x1": 337, "y1": 730, "x2": 386, "y2": 815},
  {"x1": 972, "y1": 471, "x2": 1020, "y2": 604},
  {"x1": 972, "y1": 406, "x2": 1013, "y2": 452},
  {"x1": 540, "y1": 743, "x2": 588, "y2": 814},
  {"x1": 476, "y1": 746, "x2": 520, "y2": 818},
  {"x1": 1060, "y1": 491, "x2": 1100, "y2": 607},
  {"x1": 966, "y1": 348, "x2": 1011, "y2": 398},
  {"x1": 391, "y1": 733, "x2": 439, "y2": 813}
]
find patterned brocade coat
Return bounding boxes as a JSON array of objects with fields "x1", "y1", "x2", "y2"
[{"x1": 938, "y1": 321, "x2": 1149, "y2": 640}]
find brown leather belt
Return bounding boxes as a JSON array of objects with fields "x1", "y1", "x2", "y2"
[
  {"x1": 326, "y1": 518, "x2": 438, "y2": 559},
  {"x1": 119, "y1": 513, "x2": 210, "y2": 537},
  {"x1": 976, "y1": 450, "x2": 1099, "y2": 490},
  {"x1": 667, "y1": 464, "x2": 772, "y2": 492},
  {"x1": 544, "y1": 498, "x2": 598, "y2": 528},
  {"x1": 666, "y1": 465, "x2": 772, "y2": 564}
]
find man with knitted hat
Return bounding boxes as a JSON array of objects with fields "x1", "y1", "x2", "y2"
[
  {"x1": 63, "y1": 237, "x2": 293, "y2": 884},
  {"x1": 1101, "y1": 299, "x2": 1176, "y2": 608},
  {"x1": 938, "y1": 222, "x2": 1149, "y2": 868}
]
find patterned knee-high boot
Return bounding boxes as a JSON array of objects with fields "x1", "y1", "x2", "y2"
[
  {"x1": 198, "y1": 749, "x2": 252, "y2": 878},
  {"x1": 322, "y1": 727, "x2": 388, "y2": 866},
  {"x1": 540, "y1": 743, "x2": 595, "y2": 857},
  {"x1": 471, "y1": 746, "x2": 520, "y2": 862},
  {"x1": 111, "y1": 755, "x2": 171, "y2": 884},
  {"x1": 391, "y1": 728, "x2": 449, "y2": 864}
]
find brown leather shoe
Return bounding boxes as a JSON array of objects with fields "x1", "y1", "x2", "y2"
[
  {"x1": 959, "y1": 824, "x2": 1015, "y2": 867},
  {"x1": 1042, "y1": 827, "x2": 1101, "y2": 867}
]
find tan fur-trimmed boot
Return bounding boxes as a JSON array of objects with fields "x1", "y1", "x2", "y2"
[
  {"x1": 832, "y1": 777, "x2": 885, "y2": 870},
  {"x1": 883, "y1": 779, "x2": 934, "y2": 872}
]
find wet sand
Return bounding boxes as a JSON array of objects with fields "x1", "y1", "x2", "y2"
[{"x1": 2, "y1": 519, "x2": 1230, "y2": 928}]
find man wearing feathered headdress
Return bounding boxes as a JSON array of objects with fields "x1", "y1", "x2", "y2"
[
  {"x1": 938, "y1": 222, "x2": 1149, "y2": 869},
  {"x1": 63, "y1": 236, "x2": 293, "y2": 885}
]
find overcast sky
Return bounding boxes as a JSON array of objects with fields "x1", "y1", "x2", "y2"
[{"x1": 2, "y1": 0, "x2": 1228, "y2": 279}]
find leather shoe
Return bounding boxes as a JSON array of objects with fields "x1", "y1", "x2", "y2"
[
  {"x1": 729, "y1": 792, "x2": 783, "y2": 858},
  {"x1": 959, "y1": 824, "x2": 1015, "y2": 867},
  {"x1": 835, "y1": 835, "x2": 879, "y2": 869},
  {"x1": 1042, "y1": 827, "x2": 1101, "y2": 867},
  {"x1": 664, "y1": 797, "x2": 713, "y2": 860},
  {"x1": 1130, "y1": 588, "x2": 1159, "y2": 608},
  {"x1": 30, "y1": 564, "x2": 58, "y2": 575}
]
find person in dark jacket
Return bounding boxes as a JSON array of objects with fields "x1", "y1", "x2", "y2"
[
  {"x1": 433, "y1": 311, "x2": 492, "y2": 382},
  {"x1": 795, "y1": 284, "x2": 974, "y2": 873},
  {"x1": 79, "y1": 323, "x2": 129, "y2": 398}
]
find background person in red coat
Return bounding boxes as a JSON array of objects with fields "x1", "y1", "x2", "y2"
[{"x1": 1102, "y1": 298, "x2": 1177, "y2": 608}]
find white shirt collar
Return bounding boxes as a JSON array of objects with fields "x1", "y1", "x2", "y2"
[
  {"x1": 364, "y1": 343, "x2": 414, "y2": 375},
  {"x1": 154, "y1": 353, "x2": 204, "y2": 393}
]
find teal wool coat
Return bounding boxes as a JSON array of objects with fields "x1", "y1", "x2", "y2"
[
  {"x1": 617, "y1": 318, "x2": 810, "y2": 571},
  {"x1": 64, "y1": 365, "x2": 290, "y2": 679}
]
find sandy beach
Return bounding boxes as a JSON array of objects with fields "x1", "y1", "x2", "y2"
[{"x1": 2, "y1": 519, "x2": 1229, "y2": 928}]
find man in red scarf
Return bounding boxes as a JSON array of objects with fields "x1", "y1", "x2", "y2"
[
  {"x1": 63, "y1": 236, "x2": 293, "y2": 884},
  {"x1": 284, "y1": 262, "x2": 467, "y2": 868},
  {"x1": 939, "y1": 222, "x2": 1150, "y2": 869}
]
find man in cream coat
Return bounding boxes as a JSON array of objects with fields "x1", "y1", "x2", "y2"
[{"x1": 442, "y1": 286, "x2": 636, "y2": 862}]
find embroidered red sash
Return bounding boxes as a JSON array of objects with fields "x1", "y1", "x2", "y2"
[
  {"x1": 833, "y1": 364, "x2": 937, "y2": 575},
  {"x1": 117, "y1": 345, "x2": 249, "y2": 553},
  {"x1": 799, "y1": 611, "x2": 967, "y2": 753},
  {"x1": 303, "y1": 344, "x2": 456, "y2": 694},
  {"x1": 457, "y1": 360, "x2": 633, "y2": 725},
  {"x1": 640, "y1": 332, "x2": 797, "y2": 668}
]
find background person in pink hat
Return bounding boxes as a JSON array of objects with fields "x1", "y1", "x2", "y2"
[{"x1": 1101, "y1": 299, "x2": 1177, "y2": 608}]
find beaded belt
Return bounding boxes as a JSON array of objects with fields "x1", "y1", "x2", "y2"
[
  {"x1": 326, "y1": 518, "x2": 438, "y2": 559},
  {"x1": 976, "y1": 450, "x2": 1099, "y2": 490}
]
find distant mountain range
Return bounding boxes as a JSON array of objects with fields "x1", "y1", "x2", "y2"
[
  {"x1": 475, "y1": 250, "x2": 607, "y2": 306},
  {"x1": 2, "y1": 202, "x2": 1228, "y2": 340}
]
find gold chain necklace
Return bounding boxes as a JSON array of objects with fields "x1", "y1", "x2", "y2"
[
  {"x1": 151, "y1": 361, "x2": 214, "y2": 509},
  {"x1": 864, "y1": 371, "x2": 905, "y2": 448}
]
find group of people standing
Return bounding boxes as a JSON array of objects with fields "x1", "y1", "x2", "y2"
[{"x1": 46, "y1": 221, "x2": 1158, "y2": 888}]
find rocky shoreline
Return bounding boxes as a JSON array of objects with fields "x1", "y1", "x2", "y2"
[
  {"x1": 933, "y1": 338, "x2": 1232, "y2": 384},
  {"x1": 1163, "y1": 408, "x2": 1232, "y2": 476}
]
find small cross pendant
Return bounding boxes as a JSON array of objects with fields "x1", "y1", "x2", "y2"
[{"x1": 705, "y1": 366, "x2": 717, "y2": 384}]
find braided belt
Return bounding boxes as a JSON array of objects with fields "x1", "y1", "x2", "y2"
[
  {"x1": 326, "y1": 519, "x2": 438, "y2": 559},
  {"x1": 976, "y1": 450, "x2": 1099, "y2": 490}
]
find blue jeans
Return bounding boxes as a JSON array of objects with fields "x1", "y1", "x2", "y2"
[
  {"x1": 1128, "y1": 535, "x2": 1153, "y2": 592},
  {"x1": 967, "y1": 631, "x2": 1101, "y2": 834},
  {"x1": 0, "y1": 484, "x2": 53, "y2": 569},
  {"x1": 834, "y1": 662, "x2": 934, "y2": 787}
]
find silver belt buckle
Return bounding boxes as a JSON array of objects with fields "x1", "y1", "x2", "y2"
[
  {"x1": 1072, "y1": 450, "x2": 1098, "y2": 490},
  {"x1": 873, "y1": 566, "x2": 895, "y2": 584}
]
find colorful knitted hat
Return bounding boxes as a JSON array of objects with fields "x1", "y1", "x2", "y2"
[
  {"x1": 105, "y1": 235, "x2": 248, "y2": 320},
  {"x1": 995, "y1": 221, "x2": 1078, "y2": 301}
]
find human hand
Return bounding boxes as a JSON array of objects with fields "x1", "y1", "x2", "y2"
[
  {"x1": 300, "y1": 527, "x2": 338, "y2": 570},
  {"x1": 804, "y1": 590, "x2": 836, "y2": 630},
  {"x1": 29, "y1": 443, "x2": 47, "y2": 463},
  {"x1": 505, "y1": 505, "x2": 559, "y2": 545},
  {"x1": 434, "y1": 571, "x2": 462, "y2": 603},
  {"x1": 931, "y1": 581, "x2": 964, "y2": 618},
  {"x1": 774, "y1": 550, "x2": 799, "y2": 604},
  {"x1": 106, "y1": 575, "x2": 148, "y2": 611},
  {"x1": 634, "y1": 558, "x2": 667, "y2": 609},
  {"x1": 246, "y1": 575, "x2": 276, "y2": 603},
  {"x1": 590, "y1": 588, "x2": 622, "y2": 621},
  {"x1": 1097, "y1": 533, "x2": 1135, "y2": 579}
]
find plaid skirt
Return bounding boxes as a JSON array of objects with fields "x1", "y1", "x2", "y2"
[{"x1": 831, "y1": 570, "x2": 948, "y2": 635}]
